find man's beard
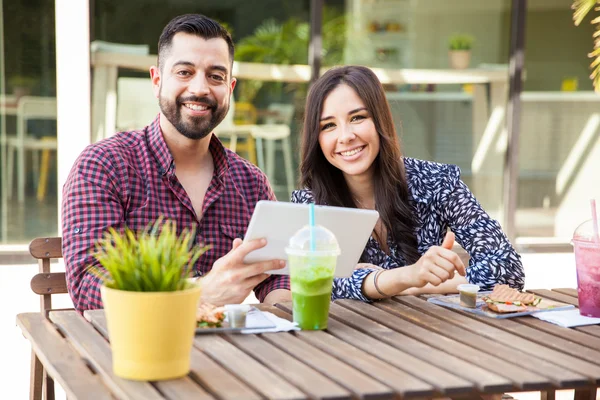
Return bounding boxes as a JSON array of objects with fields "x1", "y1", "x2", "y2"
[{"x1": 159, "y1": 92, "x2": 228, "y2": 140}]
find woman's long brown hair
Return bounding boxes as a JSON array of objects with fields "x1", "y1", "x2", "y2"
[{"x1": 299, "y1": 65, "x2": 420, "y2": 264}]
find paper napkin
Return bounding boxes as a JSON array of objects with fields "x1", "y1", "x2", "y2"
[
  {"x1": 241, "y1": 311, "x2": 299, "y2": 334},
  {"x1": 531, "y1": 308, "x2": 600, "y2": 327}
]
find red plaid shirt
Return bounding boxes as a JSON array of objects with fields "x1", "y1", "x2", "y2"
[{"x1": 62, "y1": 116, "x2": 290, "y2": 311}]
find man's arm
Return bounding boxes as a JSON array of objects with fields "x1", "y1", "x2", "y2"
[{"x1": 62, "y1": 147, "x2": 125, "y2": 311}]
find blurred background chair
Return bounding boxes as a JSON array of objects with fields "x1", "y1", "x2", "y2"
[
  {"x1": 214, "y1": 97, "x2": 257, "y2": 163},
  {"x1": 6, "y1": 96, "x2": 57, "y2": 203},
  {"x1": 251, "y1": 103, "x2": 295, "y2": 195}
]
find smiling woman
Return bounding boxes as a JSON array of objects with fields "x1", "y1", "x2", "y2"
[{"x1": 292, "y1": 65, "x2": 525, "y2": 303}]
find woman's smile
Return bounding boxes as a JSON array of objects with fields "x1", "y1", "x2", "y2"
[{"x1": 337, "y1": 145, "x2": 366, "y2": 160}]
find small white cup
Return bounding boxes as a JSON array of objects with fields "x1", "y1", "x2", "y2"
[
  {"x1": 457, "y1": 284, "x2": 480, "y2": 308},
  {"x1": 225, "y1": 304, "x2": 251, "y2": 328}
]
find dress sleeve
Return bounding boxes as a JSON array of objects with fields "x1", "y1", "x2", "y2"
[
  {"x1": 253, "y1": 170, "x2": 290, "y2": 301},
  {"x1": 61, "y1": 147, "x2": 126, "y2": 311},
  {"x1": 440, "y1": 167, "x2": 525, "y2": 291}
]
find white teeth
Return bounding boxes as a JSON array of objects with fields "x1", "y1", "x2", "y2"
[
  {"x1": 340, "y1": 146, "x2": 364, "y2": 157},
  {"x1": 184, "y1": 104, "x2": 208, "y2": 111}
]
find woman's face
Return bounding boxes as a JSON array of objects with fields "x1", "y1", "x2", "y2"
[{"x1": 318, "y1": 84, "x2": 380, "y2": 181}]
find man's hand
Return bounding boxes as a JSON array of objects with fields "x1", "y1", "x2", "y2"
[
  {"x1": 200, "y1": 238, "x2": 285, "y2": 305},
  {"x1": 407, "y1": 231, "x2": 466, "y2": 288}
]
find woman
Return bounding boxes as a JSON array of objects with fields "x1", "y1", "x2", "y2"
[{"x1": 292, "y1": 65, "x2": 524, "y2": 302}]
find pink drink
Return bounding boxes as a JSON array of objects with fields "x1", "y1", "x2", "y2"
[{"x1": 573, "y1": 239, "x2": 600, "y2": 317}]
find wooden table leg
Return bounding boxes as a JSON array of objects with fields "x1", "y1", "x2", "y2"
[
  {"x1": 540, "y1": 390, "x2": 556, "y2": 400},
  {"x1": 574, "y1": 388, "x2": 597, "y2": 400},
  {"x1": 29, "y1": 351, "x2": 43, "y2": 400},
  {"x1": 44, "y1": 371, "x2": 55, "y2": 400}
]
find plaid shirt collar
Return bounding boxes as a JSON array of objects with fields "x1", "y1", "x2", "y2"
[{"x1": 147, "y1": 115, "x2": 230, "y2": 179}]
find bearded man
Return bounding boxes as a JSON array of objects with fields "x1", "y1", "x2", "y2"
[{"x1": 62, "y1": 14, "x2": 291, "y2": 312}]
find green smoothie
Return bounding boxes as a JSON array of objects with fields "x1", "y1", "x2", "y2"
[{"x1": 288, "y1": 255, "x2": 336, "y2": 330}]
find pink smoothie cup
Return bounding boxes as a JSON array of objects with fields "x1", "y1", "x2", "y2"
[{"x1": 572, "y1": 218, "x2": 600, "y2": 318}]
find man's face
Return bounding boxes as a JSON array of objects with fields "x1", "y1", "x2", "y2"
[{"x1": 151, "y1": 33, "x2": 236, "y2": 140}]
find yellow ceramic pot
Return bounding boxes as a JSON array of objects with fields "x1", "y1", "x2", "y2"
[{"x1": 101, "y1": 284, "x2": 201, "y2": 381}]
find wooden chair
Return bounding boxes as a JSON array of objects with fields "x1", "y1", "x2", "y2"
[{"x1": 28, "y1": 237, "x2": 67, "y2": 400}]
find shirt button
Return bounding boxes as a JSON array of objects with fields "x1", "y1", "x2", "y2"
[{"x1": 73, "y1": 227, "x2": 81, "y2": 234}]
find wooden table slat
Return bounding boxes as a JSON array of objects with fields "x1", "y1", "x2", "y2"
[
  {"x1": 552, "y1": 288, "x2": 579, "y2": 298},
  {"x1": 526, "y1": 290, "x2": 600, "y2": 338},
  {"x1": 226, "y1": 334, "x2": 352, "y2": 400},
  {"x1": 516, "y1": 317, "x2": 600, "y2": 350},
  {"x1": 376, "y1": 298, "x2": 567, "y2": 389},
  {"x1": 527, "y1": 289, "x2": 579, "y2": 307},
  {"x1": 261, "y1": 331, "x2": 395, "y2": 399},
  {"x1": 330, "y1": 301, "x2": 513, "y2": 393},
  {"x1": 188, "y1": 348, "x2": 263, "y2": 400},
  {"x1": 194, "y1": 334, "x2": 307, "y2": 400},
  {"x1": 395, "y1": 296, "x2": 600, "y2": 384},
  {"x1": 262, "y1": 305, "x2": 436, "y2": 398},
  {"x1": 16, "y1": 313, "x2": 114, "y2": 400},
  {"x1": 150, "y1": 378, "x2": 216, "y2": 400},
  {"x1": 50, "y1": 311, "x2": 167, "y2": 400},
  {"x1": 275, "y1": 303, "x2": 475, "y2": 396}
]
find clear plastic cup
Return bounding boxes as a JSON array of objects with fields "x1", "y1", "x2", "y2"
[
  {"x1": 285, "y1": 224, "x2": 340, "y2": 330},
  {"x1": 572, "y1": 219, "x2": 600, "y2": 317},
  {"x1": 225, "y1": 304, "x2": 251, "y2": 328},
  {"x1": 457, "y1": 284, "x2": 480, "y2": 308}
]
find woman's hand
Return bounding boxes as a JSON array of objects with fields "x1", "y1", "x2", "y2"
[{"x1": 407, "y1": 232, "x2": 466, "y2": 288}]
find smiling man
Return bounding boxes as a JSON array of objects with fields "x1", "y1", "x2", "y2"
[{"x1": 62, "y1": 14, "x2": 291, "y2": 312}]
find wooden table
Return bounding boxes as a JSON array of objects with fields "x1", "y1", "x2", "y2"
[{"x1": 16, "y1": 288, "x2": 600, "y2": 400}]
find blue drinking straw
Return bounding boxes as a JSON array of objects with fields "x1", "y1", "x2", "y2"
[{"x1": 309, "y1": 203, "x2": 316, "y2": 251}]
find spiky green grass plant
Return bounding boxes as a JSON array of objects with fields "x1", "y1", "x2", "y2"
[
  {"x1": 448, "y1": 34, "x2": 474, "y2": 51},
  {"x1": 90, "y1": 218, "x2": 210, "y2": 292}
]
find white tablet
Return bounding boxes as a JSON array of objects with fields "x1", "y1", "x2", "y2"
[{"x1": 242, "y1": 200, "x2": 379, "y2": 277}]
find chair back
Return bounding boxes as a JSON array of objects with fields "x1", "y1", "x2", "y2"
[
  {"x1": 265, "y1": 103, "x2": 294, "y2": 125},
  {"x1": 234, "y1": 102, "x2": 258, "y2": 125},
  {"x1": 116, "y1": 77, "x2": 160, "y2": 130},
  {"x1": 28, "y1": 237, "x2": 67, "y2": 315},
  {"x1": 16, "y1": 96, "x2": 57, "y2": 141}
]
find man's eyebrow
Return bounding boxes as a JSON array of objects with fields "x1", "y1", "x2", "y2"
[
  {"x1": 171, "y1": 60, "x2": 195, "y2": 69},
  {"x1": 320, "y1": 107, "x2": 367, "y2": 121},
  {"x1": 210, "y1": 65, "x2": 229, "y2": 75},
  {"x1": 170, "y1": 62, "x2": 229, "y2": 75}
]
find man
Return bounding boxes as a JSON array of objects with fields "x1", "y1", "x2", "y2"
[{"x1": 62, "y1": 14, "x2": 291, "y2": 311}]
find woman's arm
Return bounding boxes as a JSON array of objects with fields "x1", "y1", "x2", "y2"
[
  {"x1": 398, "y1": 274, "x2": 469, "y2": 296},
  {"x1": 442, "y1": 177, "x2": 525, "y2": 291},
  {"x1": 360, "y1": 232, "x2": 467, "y2": 300}
]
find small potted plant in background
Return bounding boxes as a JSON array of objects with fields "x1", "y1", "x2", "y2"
[
  {"x1": 91, "y1": 218, "x2": 208, "y2": 381},
  {"x1": 448, "y1": 34, "x2": 475, "y2": 69}
]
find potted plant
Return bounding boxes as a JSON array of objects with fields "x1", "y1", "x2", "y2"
[
  {"x1": 572, "y1": 0, "x2": 600, "y2": 91},
  {"x1": 91, "y1": 218, "x2": 208, "y2": 381},
  {"x1": 448, "y1": 34, "x2": 474, "y2": 70}
]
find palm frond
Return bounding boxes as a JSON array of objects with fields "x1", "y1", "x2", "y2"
[
  {"x1": 572, "y1": 0, "x2": 598, "y2": 25},
  {"x1": 573, "y1": 0, "x2": 600, "y2": 92}
]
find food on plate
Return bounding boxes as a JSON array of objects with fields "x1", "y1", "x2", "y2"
[
  {"x1": 482, "y1": 284, "x2": 541, "y2": 313},
  {"x1": 196, "y1": 303, "x2": 226, "y2": 328}
]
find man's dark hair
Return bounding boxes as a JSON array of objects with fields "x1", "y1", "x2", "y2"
[{"x1": 158, "y1": 14, "x2": 234, "y2": 70}]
